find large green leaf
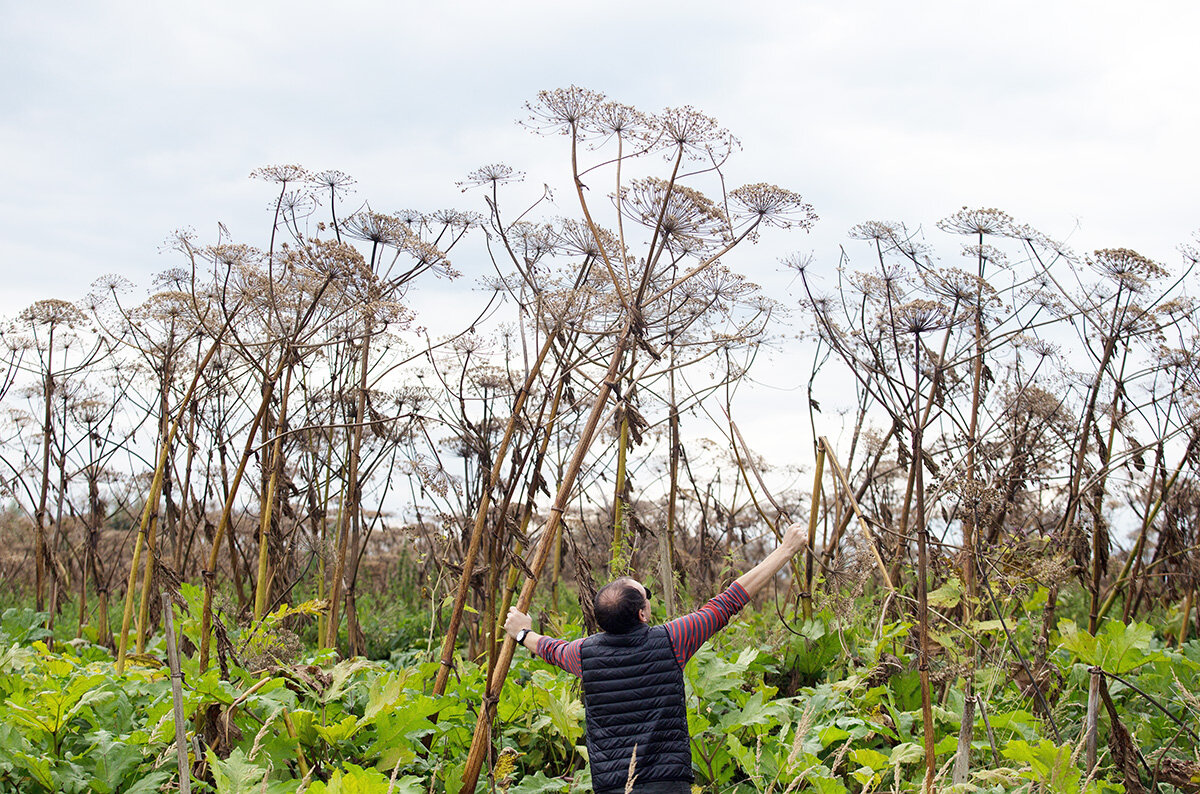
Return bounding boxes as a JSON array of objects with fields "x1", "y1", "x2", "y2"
[
  {"x1": 1059, "y1": 618, "x2": 1163, "y2": 674},
  {"x1": 209, "y1": 747, "x2": 267, "y2": 794},
  {"x1": 76, "y1": 730, "x2": 142, "y2": 794},
  {"x1": 507, "y1": 771, "x2": 570, "y2": 793}
]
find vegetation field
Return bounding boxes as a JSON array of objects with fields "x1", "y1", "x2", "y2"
[{"x1": 1, "y1": 87, "x2": 1198, "y2": 792}]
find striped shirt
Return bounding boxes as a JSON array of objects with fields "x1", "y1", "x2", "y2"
[{"x1": 534, "y1": 582, "x2": 750, "y2": 676}]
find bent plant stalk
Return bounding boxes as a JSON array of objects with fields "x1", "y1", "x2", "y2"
[
  {"x1": 458, "y1": 321, "x2": 634, "y2": 794},
  {"x1": 117, "y1": 330, "x2": 228, "y2": 673},
  {"x1": 431, "y1": 331, "x2": 558, "y2": 696},
  {"x1": 199, "y1": 365, "x2": 281, "y2": 671},
  {"x1": 254, "y1": 356, "x2": 295, "y2": 621}
]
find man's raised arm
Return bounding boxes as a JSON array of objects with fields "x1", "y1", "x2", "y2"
[{"x1": 735, "y1": 520, "x2": 807, "y2": 597}]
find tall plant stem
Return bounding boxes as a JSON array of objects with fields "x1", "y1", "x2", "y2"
[
  {"x1": 458, "y1": 322, "x2": 633, "y2": 794},
  {"x1": 254, "y1": 358, "x2": 295, "y2": 620},
  {"x1": 819, "y1": 438, "x2": 895, "y2": 591},
  {"x1": 1099, "y1": 447, "x2": 1184, "y2": 621},
  {"x1": 33, "y1": 324, "x2": 56, "y2": 611},
  {"x1": 117, "y1": 329, "x2": 228, "y2": 673},
  {"x1": 800, "y1": 445, "x2": 826, "y2": 619},
  {"x1": 610, "y1": 396, "x2": 631, "y2": 573},
  {"x1": 431, "y1": 331, "x2": 558, "y2": 696},
  {"x1": 491, "y1": 378, "x2": 566, "y2": 670},
  {"x1": 199, "y1": 364, "x2": 282, "y2": 671},
  {"x1": 324, "y1": 324, "x2": 373, "y2": 650},
  {"x1": 662, "y1": 395, "x2": 680, "y2": 618},
  {"x1": 910, "y1": 334, "x2": 936, "y2": 794}
]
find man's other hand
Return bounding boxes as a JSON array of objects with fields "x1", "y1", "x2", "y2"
[
  {"x1": 504, "y1": 607, "x2": 532, "y2": 639},
  {"x1": 781, "y1": 521, "x2": 807, "y2": 556}
]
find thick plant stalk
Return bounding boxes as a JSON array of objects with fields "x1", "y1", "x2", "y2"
[
  {"x1": 492, "y1": 379, "x2": 565, "y2": 655},
  {"x1": 324, "y1": 320, "x2": 373, "y2": 651},
  {"x1": 818, "y1": 429, "x2": 893, "y2": 574},
  {"x1": 952, "y1": 694, "x2": 975, "y2": 785},
  {"x1": 431, "y1": 332, "x2": 557, "y2": 695},
  {"x1": 910, "y1": 335, "x2": 936, "y2": 794},
  {"x1": 136, "y1": 330, "x2": 178, "y2": 652},
  {"x1": 199, "y1": 377, "x2": 278, "y2": 671},
  {"x1": 162, "y1": 593, "x2": 192, "y2": 794},
  {"x1": 118, "y1": 332, "x2": 227, "y2": 672},
  {"x1": 819, "y1": 438, "x2": 894, "y2": 591},
  {"x1": 800, "y1": 445, "x2": 826, "y2": 619},
  {"x1": 458, "y1": 323, "x2": 633, "y2": 794},
  {"x1": 133, "y1": 509, "x2": 160, "y2": 653},
  {"x1": 1100, "y1": 449, "x2": 1184, "y2": 621},
  {"x1": 662, "y1": 389, "x2": 680, "y2": 617},
  {"x1": 1180, "y1": 587, "x2": 1194, "y2": 646},
  {"x1": 33, "y1": 325, "x2": 57, "y2": 611},
  {"x1": 1085, "y1": 666, "x2": 1101, "y2": 771},
  {"x1": 610, "y1": 400, "x2": 631, "y2": 573},
  {"x1": 255, "y1": 359, "x2": 294, "y2": 620}
]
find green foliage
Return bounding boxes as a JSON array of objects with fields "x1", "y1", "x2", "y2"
[
  {"x1": 1, "y1": 594, "x2": 1197, "y2": 792},
  {"x1": 1058, "y1": 618, "x2": 1163, "y2": 674}
]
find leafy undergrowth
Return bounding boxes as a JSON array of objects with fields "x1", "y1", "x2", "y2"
[{"x1": 1, "y1": 591, "x2": 1199, "y2": 793}]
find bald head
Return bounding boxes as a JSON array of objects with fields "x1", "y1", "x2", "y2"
[{"x1": 594, "y1": 577, "x2": 648, "y2": 634}]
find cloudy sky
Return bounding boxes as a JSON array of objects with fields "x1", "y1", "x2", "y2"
[{"x1": 3, "y1": 0, "x2": 1198, "y2": 464}]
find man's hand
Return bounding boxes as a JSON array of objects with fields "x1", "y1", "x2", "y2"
[
  {"x1": 735, "y1": 521, "x2": 809, "y2": 598},
  {"x1": 504, "y1": 607, "x2": 532, "y2": 639},
  {"x1": 780, "y1": 520, "x2": 807, "y2": 556}
]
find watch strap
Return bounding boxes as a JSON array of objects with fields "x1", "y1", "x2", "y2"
[{"x1": 515, "y1": 627, "x2": 531, "y2": 646}]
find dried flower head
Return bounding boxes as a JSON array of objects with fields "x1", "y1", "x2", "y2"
[
  {"x1": 339, "y1": 208, "x2": 408, "y2": 247},
  {"x1": 505, "y1": 222, "x2": 556, "y2": 269},
  {"x1": 780, "y1": 252, "x2": 814, "y2": 275},
  {"x1": 249, "y1": 164, "x2": 310, "y2": 184},
  {"x1": 653, "y1": 105, "x2": 739, "y2": 161},
  {"x1": 523, "y1": 86, "x2": 606, "y2": 135},
  {"x1": 277, "y1": 190, "x2": 316, "y2": 218},
  {"x1": 429, "y1": 208, "x2": 483, "y2": 230},
  {"x1": 586, "y1": 101, "x2": 653, "y2": 143},
  {"x1": 91, "y1": 274, "x2": 135, "y2": 295},
  {"x1": 848, "y1": 221, "x2": 901, "y2": 241},
  {"x1": 729, "y1": 183, "x2": 818, "y2": 230},
  {"x1": 20, "y1": 299, "x2": 85, "y2": 327},
  {"x1": 1087, "y1": 248, "x2": 1168, "y2": 292},
  {"x1": 892, "y1": 299, "x2": 951, "y2": 335},
  {"x1": 307, "y1": 170, "x2": 356, "y2": 198},
  {"x1": 458, "y1": 163, "x2": 525, "y2": 191},
  {"x1": 619, "y1": 178, "x2": 729, "y2": 246},
  {"x1": 922, "y1": 266, "x2": 999, "y2": 307},
  {"x1": 937, "y1": 207, "x2": 1015, "y2": 237},
  {"x1": 207, "y1": 243, "x2": 262, "y2": 270},
  {"x1": 554, "y1": 218, "x2": 622, "y2": 260}
]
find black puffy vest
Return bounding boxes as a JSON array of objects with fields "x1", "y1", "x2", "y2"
[{"x1": 579, "y1": 624, "x2": 693, "y2": 793}]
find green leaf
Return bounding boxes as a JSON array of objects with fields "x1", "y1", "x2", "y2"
[
  {"x1": 817, "y1": 725, "x2": 851, "y2": 748},
  {"x1": 1059, "y1": 618, "x2": 1163, "y2": 674},
  {"x1": 209, "y1": 747, "x2": 267, "y2": 794},
  {"x1": 314, "y1": 714, "x2": 360, "y2": 745},
  {"x1": 850, "y1": 748, "x2": 890, "y2": 771},
  {"x1": 307, "y1": 762, "x2": 393, "y2": 793},
  {"x1": 927, "y1": 578, "x2": 963, "y2": 609},
  {"x1": 122, "y1": 771, "x2": 173, "y2": 794},
  {"x1": 7, "y1": 748, "x2": 56, "y2": 789},
  {"x1": 78, "y1": 730, "x2": 142, "y2": 793},
  {"x1": 889, "y1": 741, "x2": 924, "y2": 766},
  {"x1": 508, "y1": 771, "x2": 570, "y2": 793}
]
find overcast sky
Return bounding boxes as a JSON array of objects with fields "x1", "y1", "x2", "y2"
[{"x1": 3, "y1": 0, "x2": 1198, "y2": 468}]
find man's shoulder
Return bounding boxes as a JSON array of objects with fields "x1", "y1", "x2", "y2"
[{"x1": 582, "y1": 624, "x2": 665, "y2": 647}]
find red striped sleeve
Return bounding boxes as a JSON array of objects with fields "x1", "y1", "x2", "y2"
[
  {"x1": 664, "y1": 582, "x2": 750, "y2": 667},
  {"x1": 534, "y1": 636, "x2": 584, "y2": 677}
]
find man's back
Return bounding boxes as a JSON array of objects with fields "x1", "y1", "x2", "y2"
[{"x1": 579, "y1": 625, "x2": 692, "y2": 793}]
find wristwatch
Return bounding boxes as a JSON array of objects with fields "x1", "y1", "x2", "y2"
[{"x1": 515, "y1": 628, "x2": 531, "y2": 647}]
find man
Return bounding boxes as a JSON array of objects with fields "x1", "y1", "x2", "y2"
[{"x1": 504, "y1": 521, "x2": 808, "y2": 794}]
